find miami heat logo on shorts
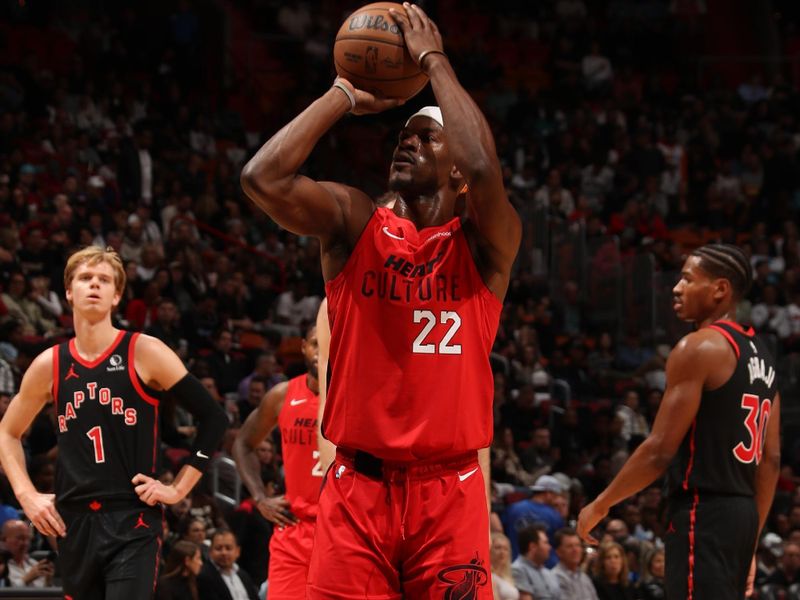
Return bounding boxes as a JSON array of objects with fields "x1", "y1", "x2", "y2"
[{"x1": 437, "y1": 555, "x2": 488, "y2": 600}]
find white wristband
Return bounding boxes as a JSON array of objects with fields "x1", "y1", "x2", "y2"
[{"x1": 332, "y1": 79, "x2": 355, "y2": 112}]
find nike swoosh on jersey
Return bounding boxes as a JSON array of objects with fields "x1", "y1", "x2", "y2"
[
  {"x1": 289, "y1": 398, "x2": 307, "y2": 406},
  {"x1": 382, "y1": 226, "x2": 405, "y2": 240},
  {"x1": 196, "y1": 450, "x2": 209, "y2": 459},
  {"x1": 458, "y1": 467, "x2": 479, "y2": 482}
]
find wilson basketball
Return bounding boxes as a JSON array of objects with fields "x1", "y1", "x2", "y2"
[{"x1": 334, "y1": 2, "x2": 429, "y2": 99}]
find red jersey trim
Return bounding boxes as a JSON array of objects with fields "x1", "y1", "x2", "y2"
[
  {"x1": 51, "y1": 346, "x2": 59, "y2": 412},
  {"x1": 715, "y1": 319, "x2": 754, "y2": 337},
  {"x1": 682, "y1": 419, "x2": 697, "y2": 490},
  {"x1": 68, "y1": 330, "x2": 126, "y2": 368},
  {"x1": 687, "y1": 488, "x2": 699, "y2": 600},
  {"x1": 707, "y1": 325, "x2": 740, "y2": 359},
  {"x1": 128, "y1": 333, "x2": 160, "y2": 407}
]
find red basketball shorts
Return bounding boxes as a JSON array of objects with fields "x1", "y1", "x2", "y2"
[
  {"x1": 307, "y1": 450, "x2": 492, "y2": 599},
  {"x1": 267, "y1": 518, "x2": 315, "y2": 599}
]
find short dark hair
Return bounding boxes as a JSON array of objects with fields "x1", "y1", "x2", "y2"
[
  {"x1": 690, "y1": 244, "x2": 752, "y2": 300},
  {"x1": 210, "y1": 527, "x2": 238, "y2": 546},
  {"x1": 518, "y1": 524, "x2": 547, "y2": 555},
  {"x1": 554, "y1": 527, "x2": 579, "y2": 550}
]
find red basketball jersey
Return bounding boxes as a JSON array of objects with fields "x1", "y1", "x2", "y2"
[
  {"x1": 324, "y1": 207, "x2": 502, "y2": 461},
  {"x1": 277, "y1": 375, "x2": 322, "y2": 519}
]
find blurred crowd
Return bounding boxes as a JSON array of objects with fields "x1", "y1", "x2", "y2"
[{"x1": 0, "y1": 0, "x2": 798, "y2": 598}]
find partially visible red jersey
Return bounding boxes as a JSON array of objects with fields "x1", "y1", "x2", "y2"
[
  {"x1": 277, "y1": 375, "x2": 322, "y2": 519},
  {"x1": 324, "y1": 207, "x2": 502, "y2": 461}
]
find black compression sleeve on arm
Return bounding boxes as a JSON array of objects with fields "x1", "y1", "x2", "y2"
[{"x1": 168, "y1": 373, "x2": 228, "y2": 471}]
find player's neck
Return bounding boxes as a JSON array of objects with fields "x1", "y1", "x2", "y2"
[
  {"x1": 72, "y1": 317, "x2": 119, "y2": 361},
  {"x1": 394, "y1": 194, "x2": 454, "y2": 229},
  {"x1": 698, "y1": 306, "x2": 738, "y2": 329},
  {"x1": 306, "y1": 373, "x2": 319, "y2": 395}
]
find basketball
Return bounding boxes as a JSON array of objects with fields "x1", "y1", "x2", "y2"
[{"x1": 334, "y1": 2, "x2": 429, "y2": 100}]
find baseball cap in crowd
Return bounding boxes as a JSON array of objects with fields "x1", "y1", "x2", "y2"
[{"x1": 530, "y1": 475, "x2": 564, "y2": 494}]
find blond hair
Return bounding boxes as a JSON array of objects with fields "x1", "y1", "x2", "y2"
[{"x1": 64, "y1": 246, "x2": 126, "y2": 295}]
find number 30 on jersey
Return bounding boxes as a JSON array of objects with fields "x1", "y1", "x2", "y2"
[{"x1": 733, "y1": 393, "x2": 772, "y2": 465}]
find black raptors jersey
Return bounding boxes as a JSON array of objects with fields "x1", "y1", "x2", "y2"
[
  {"x1": 667, "y1": 320, "x2": 778, "y2": 498},
  {"x1": 53, "y1": 331, "x2": 161, "y2": 506}
]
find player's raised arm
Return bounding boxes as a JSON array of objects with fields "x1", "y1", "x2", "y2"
[
  {"x1": 240, "y1": 81, "x2": 400, "y2": 244},
  {"x1": 391, "y1": 3, "x2": 521, "y2": 296},
  {"x1": 0, "y1": 348, "x2": 66, "y2": 537},
  {"x1": 131, "y1": 334, "x2": 227, "y2": 505}
]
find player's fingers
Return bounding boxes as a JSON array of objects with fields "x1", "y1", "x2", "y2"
[
  {"x1": 409, "y1": 3, "x2": 432, "y2": 28},
  {"x1": 34, "y1": 518, "x2": 56, "y2": 537},
  {"x1": 402, "y1": 2, "x2": 423, "y2": 29},
  {"x1": 44, "y1": 511, "x2": 64, "y2": 537},
  {"x1": 131, "y1": 473, "x2": 151, "y2": 485},
  {"x1": 50, "y1": 508, "x2": 66, "y2": 536},
  {"x1": 388, "y1": 8, "x2": 410, "y2": 30}
]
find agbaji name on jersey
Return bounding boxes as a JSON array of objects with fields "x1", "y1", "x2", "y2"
[{"x1": 58, "y1": 381, "x2": 137, "y2": 433}]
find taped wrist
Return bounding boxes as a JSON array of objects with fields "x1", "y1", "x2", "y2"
[{"x1": 168, "y1": 373, "x2": 228, "y2": 471}]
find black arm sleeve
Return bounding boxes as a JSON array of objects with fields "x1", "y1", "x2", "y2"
[{"x1": 168, "y1": 373, "x2": 228, "y2": 471}]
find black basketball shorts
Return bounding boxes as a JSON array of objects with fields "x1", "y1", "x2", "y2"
[
  {"x1": 664, "y1": 492, "x2": 758, "y2": 600},
  {"x1": 58, "y1": 502, "x2": 163, "y2": 600}
]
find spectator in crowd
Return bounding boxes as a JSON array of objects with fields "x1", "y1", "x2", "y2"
[
  {"x1": 2, "y1": 519, "x2": 53, "y2": 588},
  {"x1": 198, "y1": 529, "x2": 258, "y2": 600},
  {"x1": 591, "y1": 541, "x2": 635, "y2": 600},
  {"x1": 552, "y1": 527, "x2": 599, "y2": 600},
  {"x1": 636, "y1": 547, "x2": 665, "y2": 600},
  {"x1": 512, "y1": 525, "x2": 561, "y2": 600},
  {"x1": 615, "y1": 389, "x2": 650, "y2": 443},
  {"x1": 236, "y1": 351, "x2": 284, "y2": 403},
  {"x1": 766, "y1": 541, "x2": 800, "y2": 588},
  {"x1": 156, "y1": 540, "x2": 203, "y2": 600},
  {"x1": 504, "y1": 475, "x2": 565, "y2": 562},
  {"x1": 491, "y1": 531, "x2": 520, "y2": 600},
  {"x1": 206, "y1": 328, "x2": 246, "y2": 396}
]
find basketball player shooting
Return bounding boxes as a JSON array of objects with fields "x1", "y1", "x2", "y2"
[{"x1": 240, "y1": 3, "x2": 520, "y2": 597}]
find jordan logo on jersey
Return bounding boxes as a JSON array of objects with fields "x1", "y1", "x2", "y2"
[
  {"x1": 65, "y1": 363, "x2": 79, "y2": 380},
  {"x1": 134, "y1": 512, "x2": 149, "y2": 529},
  {"x1": 437, "y1": 556, "x2": 488, "y2": 599}
]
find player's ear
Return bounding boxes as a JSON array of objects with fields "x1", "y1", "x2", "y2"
[
  {"x1": 111, "y1": 291, "x2": 121, "y2": 308},
  {"x1": 713, "y1": 278, "x2": 731, "y2": 302}
]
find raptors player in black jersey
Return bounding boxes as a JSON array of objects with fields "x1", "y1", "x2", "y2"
[
  {"x1": 578, "y1": 244, "x2": 781, "y2": 600},
  {"x1": 0, "y1": 246, "x2": 227, "y2": 600}
]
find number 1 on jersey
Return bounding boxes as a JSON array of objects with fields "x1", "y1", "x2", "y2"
[{"x1": 86, "y1": 426, "x2": 106, "y2": 463}]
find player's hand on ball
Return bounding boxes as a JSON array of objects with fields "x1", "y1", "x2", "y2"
[
  {"x1": 334, "y1": 78, "x2": 404, "y2": 116},
  {"x1": 577, "y1": 500, "x2": 608, "y2": 545},
  {"x1": 389, "y1": 3, "x2": 444, "y2": 70},
  {"x1": 132, "y1": 473, "x2": 182, "y2": 506},
  {"x1": 255, "y1": 495, "x2": 298, "y2": 528},
  {"x1": 19, "y1": 491, "x2": 66, "y2": 537}
]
